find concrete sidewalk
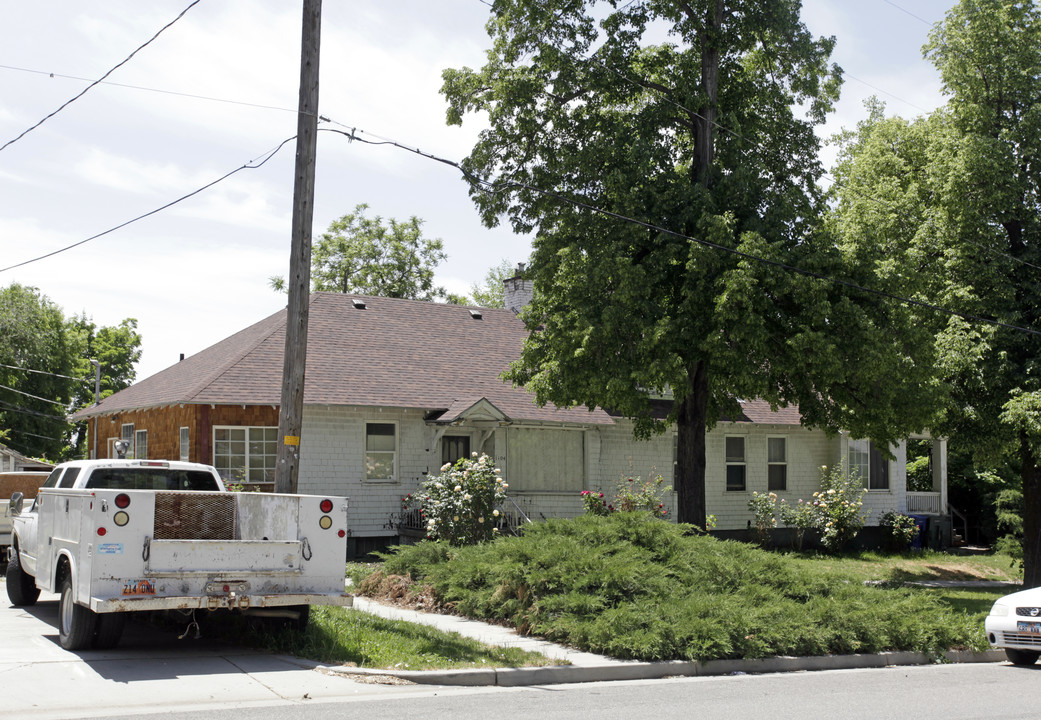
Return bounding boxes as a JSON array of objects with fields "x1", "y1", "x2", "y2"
[{"x1": 324, "y1": 592, "x2": 1007, "y2": 687}]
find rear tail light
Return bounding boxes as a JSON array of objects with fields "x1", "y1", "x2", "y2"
[
  {"x1": 115, "y1": 493, "x2": 131, "y2": 509},
  {"x1": 320, "y1": 499, "x2": 333, "y2": 513}
]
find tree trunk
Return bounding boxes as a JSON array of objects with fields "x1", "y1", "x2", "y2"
[
  {"x1": 1021, "y1": 433, "x2": 1041, "y2": 587},
  {"x1": 675, "y1": 362, "x2": 708, "y2": 528}
]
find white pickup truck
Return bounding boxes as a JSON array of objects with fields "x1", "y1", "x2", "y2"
[{"x1": 6, "y1": 459, "x2": 352, "y2": 650}]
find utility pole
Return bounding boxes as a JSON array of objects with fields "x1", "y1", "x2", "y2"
[{"x1": 275, "y1": 0, "x2": 321, "y2": 494}]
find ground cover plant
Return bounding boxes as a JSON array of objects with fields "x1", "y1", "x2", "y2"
[{"x1": 366, "y1": 513, "x2": 990, "y2": 662}]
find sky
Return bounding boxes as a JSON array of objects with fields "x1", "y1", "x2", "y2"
[{"x1": 0, "y1": 0, "x2": 958, "y2": 383}]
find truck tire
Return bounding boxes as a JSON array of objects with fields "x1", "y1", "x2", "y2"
[
  {"x1": 1005, "y1": 648, "x2": 1040, "y2": 666},
  {"x1": 5, "y1": 551, "x2": 40, "y2": 607},
  {"x1": 290, "y1": 604, "x2": 310, "y2": 632},
  {"x1": 58, "y1": 576, "x2": 97, "y2": 651},
  {"x1": 93, "y1": 612, "x2": 127, "y2": 650}
]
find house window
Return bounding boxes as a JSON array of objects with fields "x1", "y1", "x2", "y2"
[
  {"x1": 179, "y1": 427, "x2": 190, "y2": 462},
  {"x1": 442, "y1": 435, "x2": 471, "y2": 467},
  {"x1": 213, "y1": 426, "x2": 277, "y2": 485},
  {"x1": 135, "y1": 430, "x2": 148, "y2": 460},
  {"x1": 767, "y1": 437, "x2": 787, "y2": 491},
  {"x1": 848, "y1": 439, "x2": 889, "y2": 490},
  {"x1": 121, "y1": 423, "x2": 135, "y2": 457},
  {"x1": 725, "y1": 436, "x2": 746, "y2": 492},
  {"x1": 365, "y1": 422, "x2": 397, "y2": 481}
]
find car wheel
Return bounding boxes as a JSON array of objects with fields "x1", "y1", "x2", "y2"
[
  {"x1": 93, "y1": 612, "x2": 127, "y2": 650},
  {"x1": 5, "y1": 551, "x2": 40, "y2": 607},
  {"x1": 1005, "y1": 648, "x2": 1041, "y2": 666},
  {"x1": 58, "y1": 576, "x2": 97, "y2": 651}
]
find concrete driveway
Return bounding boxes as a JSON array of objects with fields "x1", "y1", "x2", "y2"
[{"x1": 0, "y1": 587, "x2": 436, "y2": 720}]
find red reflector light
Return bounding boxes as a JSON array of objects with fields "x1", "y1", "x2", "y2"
[
  {"x1": 338, "y1": 530, "x2": 345, "y2": 538},
  {"x1": 223, "y1": 585, "x2": 230, "y2": 593},
  {"x1": 97, "y1": 527, "x2": 107, "y2": 536},
  {"x1": 320, "y1": 499, "x2": 333, "y2": 513},
  {"x1": 115, "y1": 494, "x2": 131, "y2": 509}
]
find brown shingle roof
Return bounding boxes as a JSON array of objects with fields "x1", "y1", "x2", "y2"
[{"x1": 75, "y1": 293, "x2": 615, "y2": 426}]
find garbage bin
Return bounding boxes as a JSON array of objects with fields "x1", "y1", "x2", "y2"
[{"x1": 908, "y1": 514, "x2": 929, "y2": 550}]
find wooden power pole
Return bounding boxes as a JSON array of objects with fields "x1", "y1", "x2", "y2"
[{"x1": 275, "y1": 0, "x2": 322, "y2": 494}]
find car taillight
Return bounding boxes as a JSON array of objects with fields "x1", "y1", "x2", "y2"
[
  {"x1": 115, "y1": 493, "x2": 131, "y2": 509},
  {"x1": 320, "y1": 499, "x2": 333, "y2": 513},
  {"x1": 97, "y1": 527, "x2": 107, "y2": 536}
]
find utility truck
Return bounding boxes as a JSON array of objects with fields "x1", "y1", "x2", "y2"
[{"x1": 6, "y1": 459, "x2": 352, "y2": 650}]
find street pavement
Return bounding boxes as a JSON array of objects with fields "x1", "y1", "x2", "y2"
[{"x1": 0, "y1": 581, "x2": 1012, "y2": 719}]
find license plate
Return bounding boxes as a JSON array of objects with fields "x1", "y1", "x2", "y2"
[{"x1": 1017, "y1": 621, "x2": 1041, "y2": 634}]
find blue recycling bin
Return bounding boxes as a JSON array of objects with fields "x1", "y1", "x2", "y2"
[{"x1": 908, "y1": 514, "x2": 929, "y2": 550}]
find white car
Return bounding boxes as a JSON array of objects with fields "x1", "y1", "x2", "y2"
[{"x1": 985, "y1": 586, "x2": 1041, "y2": 665}]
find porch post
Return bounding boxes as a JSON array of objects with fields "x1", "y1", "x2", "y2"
[{"x1": 934, "y1": 437, "x2": 948, "y2": 513}]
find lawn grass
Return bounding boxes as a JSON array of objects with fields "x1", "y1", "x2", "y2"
[
  {"x1": 365, "y1": 513, "x2": 1001, "y2": 662},
  {"x1": 203, "y1": 605, "x2": 559, "y2": 670},
  {"x1": 781, "y1": 550, "x2": 1021, "y2": 585}
]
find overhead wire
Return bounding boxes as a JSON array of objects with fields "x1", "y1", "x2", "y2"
[
  {"x1": 0, "y1": 362, "x2": 92, "y2": 383},
  {"x1": 0, "y1": 400, "x2": 68, "y2": 422},
  {"x1": 0, "y1": 63, "x2": 302, "y2": 117},
  {"x1": 0, "y1": 136, "x2": 296, "y2": 274},
  {"x1": 0, "y1": 0, "x2": 204, "y2": 155},
  {"x1": 319, "y1": 120, "x2": 1041, "y2": 339},
  {"x1": 0, "y1": 382, "x2": 66, "y2": 406}
]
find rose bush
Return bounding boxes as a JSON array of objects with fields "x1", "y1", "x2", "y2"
[{"x1": 407, "y1": 453, "x2": 507, "y2": 545}]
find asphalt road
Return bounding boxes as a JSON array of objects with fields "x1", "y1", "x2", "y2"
[{"x1": 3, "y1": 584, "x2": 1038, "y2": 720}]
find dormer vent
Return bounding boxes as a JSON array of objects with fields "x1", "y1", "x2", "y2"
[
  {"x1": 469, "y1": 309, "x2": 483, "y2": 320},
  {"x1": 351, "y1": 299, "x2": 366, "y2": 309}
]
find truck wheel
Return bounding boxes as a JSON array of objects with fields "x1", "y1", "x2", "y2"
[
  {"x1": 1005, "y1": 648, "x2": 1040, "y2": 666},
  {"x1": 290, "y1": 604, "x2": 310, "y2": 632},
  {"x1": 5, "y1": 551, "x2": 40, "y2": 607},
  {"x1": 58, "y1": 576, "x2": 97, "y2": 651},
  {"x1": 93, "y1": 612, "x2": 127, "y2": 650}
]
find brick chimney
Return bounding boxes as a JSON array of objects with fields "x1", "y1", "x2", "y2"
[{"x1": 503, "y1": 262, "x2": 533, "y2": 315}]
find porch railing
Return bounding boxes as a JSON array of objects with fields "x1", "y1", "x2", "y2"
[{"x1": 906, "y1": 491, "x2": 942, "y2": 515}]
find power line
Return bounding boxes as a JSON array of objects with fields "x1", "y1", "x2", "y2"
[
  {"x1": 0, "y1": 0, "x2": 203, "y2": 155},
  {"x1": 0, "y1": 362, "x2": 92, "y2": 383},
  {"x1": 0, "y1": 63, "x2": 301, "y2": 117},
  {"x1": 320, "y1": 120, "x2": 1041, "y2": 339},
  {"x1": 0, "y1": 383, "x2": 65, "y2": 407},
  {"x1": 0, "y1": 400, "x2": 68, "y2": 422},
  {"x1": 6, "y1": 428, "x2": 66, "y2": 442},
  {"x1": 0, "y1": 136, "x2": 295, "y2": 274},
  {"x1": 879, "y1": 0, "x2": 934, "y2": 26}
]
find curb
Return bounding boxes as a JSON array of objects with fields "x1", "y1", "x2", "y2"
[{"x1": 318, "y1": 648, "x2": 1006, "y2": 687}]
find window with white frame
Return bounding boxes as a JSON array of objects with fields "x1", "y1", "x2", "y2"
[
  {"x1": 365, "y1": 422, "x2": 397, "y2": 481},
  {"x1": 848, "y1": 438, "x2": 889, "y2": 490},
  {"x1": 135, "y1": 430, "x2": 148, "y2": 460},
  {"x1": 767, "y1": 437, "x2": 787, "y2": 491},
  {"x1": 179, "y1": 427, "x2": 190, "y2": 462},
  {"x1": 213, "y1": 426, "x2": 277, "y2": 484},
  {"x1": 121, "y1": 423, "x2": 134, "y2": 457},
  {"x1": 725, "y1": 436, "x2": 746, "y2": 491}
]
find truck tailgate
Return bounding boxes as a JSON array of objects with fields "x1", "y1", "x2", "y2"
[{"x1": 146, "y1": 539, "x2": 302, "y2": 574}]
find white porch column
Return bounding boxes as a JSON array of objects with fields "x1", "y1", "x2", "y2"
[
  {"x1": 584, "y1": 428, "x2": 601, "y2": 491},
  {"x1": 934, "y1": 437, "x2": 948, "y2": 513}
]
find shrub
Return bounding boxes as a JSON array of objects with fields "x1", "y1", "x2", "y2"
[
  {"x1": 777, "y1": 498, "x2": 816, "y2": 550},
  {"x1": 580, "y1": 490, "x2": 611, "y2": 516},
  {"x1": 813, "y1": 465, "x2": 867, "y2": 552},
  {"x1": 408, "y1": 453, "x2": 507, "y2": 545},
  {"x1": 581, "y1": 474, "x2": 671, "y2": 519},
  {"x1": 878, "y1": 510, "x2": 919, "y2": 552},
  {"x1": 747, "y1": 491, "x2": 777, "y2": 546}
]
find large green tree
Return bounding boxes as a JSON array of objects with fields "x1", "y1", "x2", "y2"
[
  {"x1": 0, "y1": 284, "x2": 141, "y2": 461},
  {"x1": 831, "y1": 1, "x2": 1041, "y2": 583},
  {"x1": 272, "y1": 203, "x2": 449, "y2": 301},
  {"x1": 444, "y1": 0, "x2": 942, "y2": 526}
]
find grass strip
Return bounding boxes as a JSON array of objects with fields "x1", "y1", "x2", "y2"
[{"x1": 205, "y1": 605, "x2": 559, "y2": 670}]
